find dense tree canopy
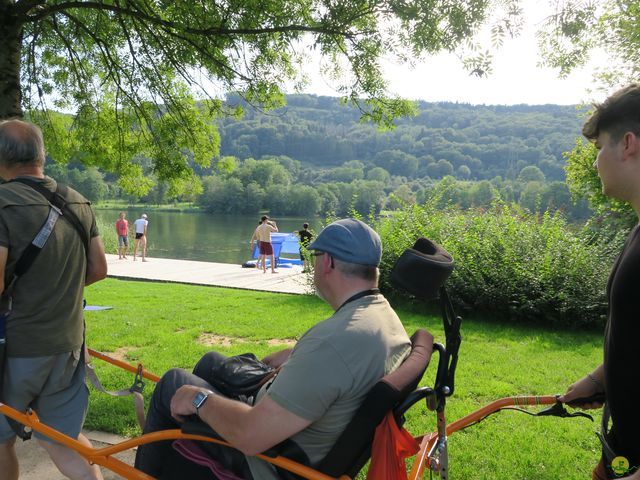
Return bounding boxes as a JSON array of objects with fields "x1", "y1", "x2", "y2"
[
  {"x1": 539, "y1": 0, "x2": 640, "y2": 83},
  {"x1": 536, "y1": 0, "x2": 640, "y2": 229},
  {"x1": 47, "y1": 95, "x2": 590, "y2": 218},
  {"x1": 219, "y1": 96, "x2": 584, "y2": 181},
  {"x1": 0, "y1": 0, "x2": 524, "y2": 193}
]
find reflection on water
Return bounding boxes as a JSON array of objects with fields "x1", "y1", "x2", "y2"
[{"x1": 96, "y1": 209, "x2": 323, "y2": 264}]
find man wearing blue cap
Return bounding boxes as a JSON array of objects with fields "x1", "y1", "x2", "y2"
[{"x1": 135, "y1": 218, "x2": 429, "y2": 479}]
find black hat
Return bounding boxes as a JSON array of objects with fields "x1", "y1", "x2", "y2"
[{"x1": 390, "y1": 238, "x2": 454, "y2": 300}]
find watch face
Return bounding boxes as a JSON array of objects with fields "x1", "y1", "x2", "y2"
[{"x1": 193, "y1": 391, "x2": 209, "y2": 410}]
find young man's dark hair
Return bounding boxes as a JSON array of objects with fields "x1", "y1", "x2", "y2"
[{"x1": 582, "y1": 84, "x2": 640, "y2": 142}]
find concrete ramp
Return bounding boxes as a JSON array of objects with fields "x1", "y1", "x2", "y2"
[{"x1": 105, "y1": 254, "x2": 311, "y2": 295}]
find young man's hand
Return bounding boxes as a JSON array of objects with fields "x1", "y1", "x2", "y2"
[{"x1": 559, "y1": 374, "x2": 605, "y2": 409}]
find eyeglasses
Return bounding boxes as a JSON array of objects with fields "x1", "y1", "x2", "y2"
[{"x1": 311, "y1": 251, "x2": 334, "y2": 268}]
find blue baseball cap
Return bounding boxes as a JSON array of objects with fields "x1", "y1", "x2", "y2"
[{"x1": 307, "y1": 218, "x2": 382, "y2": 266}]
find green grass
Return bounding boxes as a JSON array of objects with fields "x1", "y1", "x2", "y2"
[{"x1": 84, "y1": 279, "x2": 603, "y2": 479}]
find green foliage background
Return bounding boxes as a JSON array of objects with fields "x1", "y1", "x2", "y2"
[
  {"x1": 53, "y1": 97, "x2": 593, "y2": 221},
  {"x1": 377, "y1": 201, "x2": 612, "y2": 328}
]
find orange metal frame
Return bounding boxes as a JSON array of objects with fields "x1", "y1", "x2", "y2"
[{"x1": 0, "y1": 350, "x2": 558, "y2": 480}]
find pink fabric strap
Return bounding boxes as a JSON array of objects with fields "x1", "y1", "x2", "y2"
[{"x1": 172, "y1": 439, "x2": 244, "y2": 480}]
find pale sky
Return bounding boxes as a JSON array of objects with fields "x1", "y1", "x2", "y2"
[{"x1": 299, "y1": 2, "x2": 606, "y2": 106}]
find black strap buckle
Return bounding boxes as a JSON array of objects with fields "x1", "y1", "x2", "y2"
[
  {"x1": 129, "y1": 364, "x2": 145, "y2": 394},
  {"x1": 9, "y1": 409, "x2": 33, "y2": 441}
]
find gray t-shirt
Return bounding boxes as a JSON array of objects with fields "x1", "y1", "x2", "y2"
[{"x1": 247, "y1": 292, "x2": 411, "y2": 479}]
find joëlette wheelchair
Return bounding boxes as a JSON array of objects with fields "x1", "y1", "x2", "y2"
[{"x1": 0, "y1": 238, "x2": 586, "y2": 479}]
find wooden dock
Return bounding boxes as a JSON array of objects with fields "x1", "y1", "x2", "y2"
[{"x1": 105, "y1": 254, "x2": 311, "y2": 295}]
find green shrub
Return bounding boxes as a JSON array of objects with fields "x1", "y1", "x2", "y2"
[
  {"x1": 96, "y1": 215, "x2": 118, "y2": 255},
  {"x1": 377, "y1": 201, "x2": 612, "y2": 328}
]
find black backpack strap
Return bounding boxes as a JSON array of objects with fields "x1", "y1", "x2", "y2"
[
  {"x1": 4, "y1": 206, "x2": 61, "y2": 295},
  {"x1": 10, "y1": 178, "x2": 90, "y2": 256}
]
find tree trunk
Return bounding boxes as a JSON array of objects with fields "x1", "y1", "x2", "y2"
[{"x1": 0, "y1": 2, "x2": 23, "y2": 119}]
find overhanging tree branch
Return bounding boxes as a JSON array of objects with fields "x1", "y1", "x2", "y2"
[{"x1": 26, "y1": 1, "x2": 362, "y2": 38}]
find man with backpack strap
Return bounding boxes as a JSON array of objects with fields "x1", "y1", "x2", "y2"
[{"x1": 0, "y1": 119, "x2": 108, "y2": 480}]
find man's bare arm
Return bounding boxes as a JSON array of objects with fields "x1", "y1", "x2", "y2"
[
  {"x1": 558, "y1": 364, "x2": 605, "y2": 409},
  {"x1": 171, "y1": 386, "x2": 311, "y2": 456},
  {"x1": 85, "y1": 236, "x2": 107, "y2": 286}
]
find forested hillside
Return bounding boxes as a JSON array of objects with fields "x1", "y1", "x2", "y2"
[
  {"x1": 53, "y1": 94, "x2": 591, "y2": 218},
  {"x1": 219, "y1": 94, "x2": 585, "y2": 181}
]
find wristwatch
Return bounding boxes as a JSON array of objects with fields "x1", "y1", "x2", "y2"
[{"x1": 192, "y1": 391, "x2": 210, "y2": 416}]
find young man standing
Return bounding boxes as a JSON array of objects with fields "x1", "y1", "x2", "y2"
[
  {"x1": 295, "y1": 223, "x2": 313, "y2": 272},
  {"x1": 133, "y1": 213, "x2": 148, "y2": 262},
  {"x1": 115, "y1": 211, "x2": 129, "y2": 259},
  {"x1": 559, "y1": 84, "x2": 640, "y2": 480}
]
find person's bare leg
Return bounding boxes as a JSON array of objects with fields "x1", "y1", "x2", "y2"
[
  {"x1": 261, "y1": 254, "x2": 266, "y2": 273},
  {"x1": 133, "y1": 238, "x2": 139, "y2": 260},
  {"x1": 271, "y1": 254, "x2": 277, "y2": 273},
  {"x1": 0, "y1": 438, "x2": 19, "y2": 480},
  {"x1": 141, "y1": 237, "x2": 147, "y2": 261},
  {"x1": 38, "y1": 433, "x2": 103, "y2": 480}
]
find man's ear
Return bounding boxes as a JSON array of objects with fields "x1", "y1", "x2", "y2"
[
  {"x1": 623, "y1": 131, "x2": 640, "y2": 159},
  {"x1": 321, "y1": 252, "x2": 333, "y2": 272}
]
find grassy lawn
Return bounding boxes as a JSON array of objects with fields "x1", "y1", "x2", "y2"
[{"x1": 84, "y1": 278, "x2": 603, "y2": 479}]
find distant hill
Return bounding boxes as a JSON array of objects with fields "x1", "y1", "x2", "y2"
[{"x1": 219, "y1": 94, "x2": 586, "y2": 181}]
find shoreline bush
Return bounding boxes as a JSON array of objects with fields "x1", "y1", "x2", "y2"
[
  {"x1": 377, "y1": 201, "x2": 613, "y2": 328},
  {"x1": 96, "y1": 216, "x2": 117, "y2": 255}
]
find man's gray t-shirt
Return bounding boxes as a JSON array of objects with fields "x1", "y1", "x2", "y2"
[{"x1": 247, "y1": 292, "x2": 411, "y2": 479}]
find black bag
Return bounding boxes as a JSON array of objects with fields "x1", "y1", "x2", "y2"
[{"x1": 193, "y1": 352, "x2": 276, "y2": 400}]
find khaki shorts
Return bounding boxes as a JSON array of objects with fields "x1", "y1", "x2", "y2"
[{"x1": 0, "y1": 349, "x2": 88, "y2": 443}]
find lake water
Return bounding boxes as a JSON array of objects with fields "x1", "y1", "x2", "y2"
[{"x1": 96, "y1": 209, "x2": 323, "y2": 264}]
